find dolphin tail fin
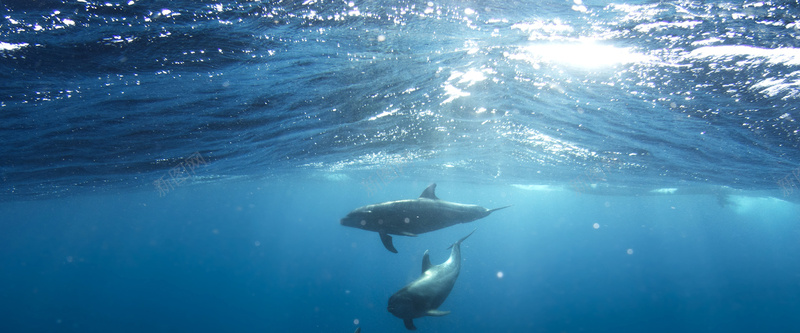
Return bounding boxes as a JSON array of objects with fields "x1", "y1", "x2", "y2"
[
  {"x1": 447, "y1": 228, "x2": 476, "y2": 250},
  {"x1": 379, "y1": 232, "x2": 398, "y2": 253},
  {"x1": 489, "y1": 205, "x2": 511, "y2": 213},
  {"x1": 403, "y1": 318, "x2": 417, "y2": 330}
]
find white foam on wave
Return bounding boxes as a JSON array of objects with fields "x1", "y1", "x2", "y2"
[
  {"x1": 650, "y1": 188, "x2": 678, "y2": 194},
  {"x1": 688, "y1": 46, "x2": 800, "y2": 99},
  {"x1": 634, "y1": 20, "x2": 702, "y2": 33},
  {"x1": 511, "y1": 184, "x2": 565, "y2": 192},
  {"x1": 688, "y1": 45, "x2": 800, "y2": 66},
  {"x1": 0, "y1": 42, "x2": 29, "y2": 51},
  {"x1": 728, "y1": 195, "x2": 798, "y2": 217},
  {"x1": 750, "y1": 71, "x2": 800, "y2": 99}
]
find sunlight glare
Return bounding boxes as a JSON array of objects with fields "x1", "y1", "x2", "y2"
[{"x1": 510, "y1": 40, "x2": 651, "y2": 69}]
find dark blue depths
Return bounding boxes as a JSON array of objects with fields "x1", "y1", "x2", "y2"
[{"x1": 1, "y1": 181, "x2": 799, "y2": 332}]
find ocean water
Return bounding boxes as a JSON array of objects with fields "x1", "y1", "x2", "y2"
[{"x1": 2, "y1": 0, "x2": 800, "y2": 332}]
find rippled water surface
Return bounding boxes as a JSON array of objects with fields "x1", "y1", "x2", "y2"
[{"x1": 2, "y1": 0, "x2": 799, "y2": 199}]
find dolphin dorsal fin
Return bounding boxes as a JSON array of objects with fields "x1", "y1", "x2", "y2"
[
  {"x1": 421, "y1": 250, "x2": 432, "y2": 273},
  {"x1": 419, "y1": 183, "x2": 438, "y2": 200}
]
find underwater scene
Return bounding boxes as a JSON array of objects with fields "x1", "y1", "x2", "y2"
[{"x1": 2, "y1": 0, "x2": 800, "y2": 332}]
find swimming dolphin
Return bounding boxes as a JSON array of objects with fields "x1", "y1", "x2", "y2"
[
  {"x1": 340, "y1": 183, "x2": 508, "y2": 253},
  {"x1": 387, "y1": 230, "x2": 475, "y2": 330}
]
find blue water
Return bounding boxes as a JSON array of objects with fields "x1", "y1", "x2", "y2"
[{"x1": 2, "y1": 0, "x2": 800, "y2": 332}]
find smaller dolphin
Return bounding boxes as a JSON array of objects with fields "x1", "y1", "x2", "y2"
[
  {"x1": 387, "y1": 230, "x2": 475, "y2": 330},
  {"x1": 340, "y1": 183, "x2": 508, "y2": 253}
]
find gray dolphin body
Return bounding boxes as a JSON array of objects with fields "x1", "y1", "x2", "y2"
[
  {"x1": 340, "y1": 183, "x2": 508, "y2": 253},
  {"x1": 387, "y1": 230, "x2": 475, "y2": 330}
]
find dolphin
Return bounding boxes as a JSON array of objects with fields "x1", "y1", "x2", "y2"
[
  {"x1": 387, "y1": 230, "x2": 475, "y2": 330},
  {"x1": 340, "y1": 183, "x2": 508, "y2": 253}
]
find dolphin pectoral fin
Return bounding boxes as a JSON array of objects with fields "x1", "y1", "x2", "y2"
[
  {"x1": 419, "y1": 183, "x2": 439, "y2": 200},
  {"x1": 421, "y1": 250, "x2": 432, "y2": 273},
  {"x1": 379, "y1": 232, "x2": 398, "y2": 253},
  {"x1": 403, "y1": 318, "x2": 417, "y2": 330},
  {"x1": 426, "y1": 309, "x2": 451, "y2": 316}
]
